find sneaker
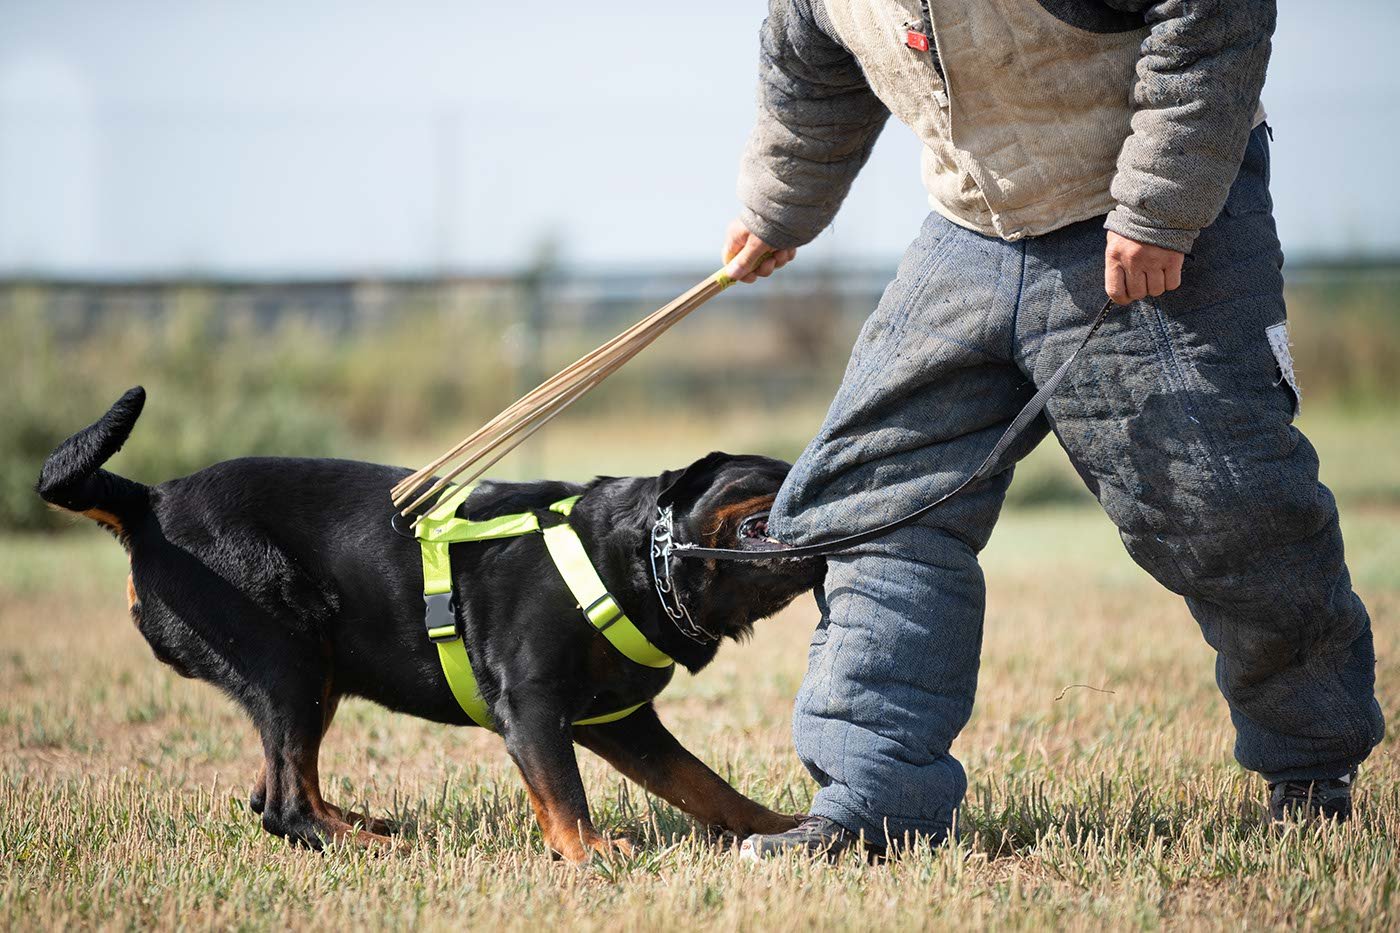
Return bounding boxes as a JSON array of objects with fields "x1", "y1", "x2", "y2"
[
  {"x1": 1269, "y1": 772, "x2": 1355, "y2": 823},
  {"x1": 739, "y1": 815, "x2": 881, "y2": 862}
]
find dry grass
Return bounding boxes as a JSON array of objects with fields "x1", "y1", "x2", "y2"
[{"x1": 2, "y1": 500, "x2": 1396, "y2": 931}]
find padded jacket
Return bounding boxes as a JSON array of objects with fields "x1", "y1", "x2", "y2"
[{"x1": 737, "y1": 0, "x2": 1274, "y2": 253}]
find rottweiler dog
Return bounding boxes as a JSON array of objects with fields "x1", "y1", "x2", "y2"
[{"x1": 37, "y1": 388, "x2": 823, "y2": 861}]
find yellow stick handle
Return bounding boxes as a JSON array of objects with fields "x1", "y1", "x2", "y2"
[{"x1": 713, "y1": 250, "x2": 776, "y2": 291}]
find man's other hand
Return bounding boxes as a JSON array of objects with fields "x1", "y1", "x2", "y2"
[
  {"x1": 1105, "y1": 231, "x2": 1185, "y2": 305},
  {"x1": 723, "y1": 219, "x2": 797, "y2": 283}
]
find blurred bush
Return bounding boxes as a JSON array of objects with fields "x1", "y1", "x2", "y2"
[
  {"x1": 3, "y1": 294, "x2": 341, "y2": 530},
  {"x1": 1285, "y1": 272, "x2": 1400, "y2": 407},
  {"x1": 2, "y1": 263, "x2": 1397, "y2": 531}
]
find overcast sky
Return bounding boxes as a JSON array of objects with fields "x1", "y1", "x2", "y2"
[{"x1": 1, "y1": 1, "x2": 1396, "y2": 277}]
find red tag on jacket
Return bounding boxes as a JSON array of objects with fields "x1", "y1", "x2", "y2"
[{"x1": 905, "y1": 30, "x2": 930, "y2": 52}]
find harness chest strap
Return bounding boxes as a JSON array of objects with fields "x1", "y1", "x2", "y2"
[
  {"x1": 543, "y1": 495, "x2": 672, "y2": 669},
  {"x1": 416, "y1": 484, "x2": 672, "y2": 730}
]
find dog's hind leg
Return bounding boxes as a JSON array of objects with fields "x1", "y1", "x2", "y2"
[
  {"x1": 254, "y1": 687, "x2": 396, "y2": 851},
  {"x1": 575, "y1": 704, "x2": 800, "y2": 838},
  {"x1": 247, "y1": 694, "x2": 395, "y2": 837},
  {"x1": 248, "y1": 693, "x2": 395, "y2": 836},
  {"x1": 308, "y1": 695, "x2": 400, "y2": 836},
  {"x1": 249, "y1": 691, "x2": 335, "y2": 818}
]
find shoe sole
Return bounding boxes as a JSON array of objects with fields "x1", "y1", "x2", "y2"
[{"x1": 738, "y1": 836, "x2": 762, "y2": 863}]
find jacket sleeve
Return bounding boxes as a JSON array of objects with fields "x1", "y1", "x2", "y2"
[
  {"x1": 737, "y1": 0, "x2": 891, "y2": 250},
  {"x1": 1105, "y1": 0, "x2": 1276, "y2": 254}
]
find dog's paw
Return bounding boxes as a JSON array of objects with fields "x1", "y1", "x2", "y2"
[
  {"x1": 343, "y1": 811, "x2": 400, "y2": 837},
  {"x1": 343, "y1": 828, "x2": 408, "y2": 855},
  {"x1": 716, "y1": 811, "x2": 805, "y2": 839},
  {"x1": 766, "y1": 812, "x2": 807, "y2": 833},
  {"x1": 590, "y1": 835, "x2": 635, "y2": 860},
  {"x1": 550, "y1": 832, "x2": 636, "y2": 864},
  {"x1": 321, "y1": 801, "x2": 402, "y2": 838}
]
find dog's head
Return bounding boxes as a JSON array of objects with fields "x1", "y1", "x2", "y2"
[{"x1": 650, "y1": 451, "x2": 825, "y2": 655}]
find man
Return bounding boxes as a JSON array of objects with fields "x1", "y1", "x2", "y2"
[{"x1": 722, "y1": 0, "x2": 1384, "y2": 859}]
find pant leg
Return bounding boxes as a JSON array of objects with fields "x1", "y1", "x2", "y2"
[
  {"x1": 769, "y1": 213, "x2": 1044, "y2": 846},
  {"x1": 1018, "y1": 124, "x2": 1384, "y2": 782}
]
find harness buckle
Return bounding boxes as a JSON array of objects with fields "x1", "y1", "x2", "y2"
[
  {"x1": 423, "y1": 592, "x2": 459, "y2": 642},
  {"x1": 584, "y1": 594, "x2": 624, "y2": 633}
]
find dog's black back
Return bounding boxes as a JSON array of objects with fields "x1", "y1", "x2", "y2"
[{"x1": 39, "y1": 387, "x2": 821, "y2": 730}]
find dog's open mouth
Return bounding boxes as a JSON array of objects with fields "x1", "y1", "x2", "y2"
[{"x1": 737, "y1": 512, "x2": 784, "y2": 551}]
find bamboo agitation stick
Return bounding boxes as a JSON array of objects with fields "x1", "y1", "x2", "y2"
[{"x1": 391, "y1": 266, "x2": 742, "y2": 521}]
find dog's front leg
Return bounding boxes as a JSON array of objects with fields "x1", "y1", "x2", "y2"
[
  {"x1": 574, "y1": 704, "x2": 800, "y2": 837},
  {"x1": 498, "y1": 692, "x2": 631, "y2": 863}
]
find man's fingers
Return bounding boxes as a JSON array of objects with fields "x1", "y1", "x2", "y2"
[
  {"x1": 1105, "y1": 259, "x2": 1130, "y2": 305},
  {"x1": 722, "y1": 219, "x2": 750, "y2": 265},
  {"x1": 726, "y1": 239, "x2": 770, "y2": 279},
  {"x1": 1145, "y1": 267, "x2": 1167, "y2": 297},
  {"x1": 1105, "y1": 231, "x2": 1189, "y2": 305},
  {"x1": 721, "y1": 220, "x2": 796, "y2": 284},
  {"x1": 734, "y1": 241, "x2": 766, "y2": 273},
  {"x1": 1164, "y1": 262, "x2": 1183, "y2": 292},
  {"x1": 737, "y1": 242, "x2": 765, "y2": 282},
  {"x1": 1127, "y1": 270, "x2": 1149, "y2": 301}
]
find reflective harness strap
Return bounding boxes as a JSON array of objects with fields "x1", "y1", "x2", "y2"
[
  {"x1": 416, "y1": 484, "x2": 672, "y2": 731},
  {"x1": 544, "y1": 497, "x2": 673, "y2": 669}
]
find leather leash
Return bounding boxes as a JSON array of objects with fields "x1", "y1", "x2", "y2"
[{"x1": 670, "y1": 299, "x2": 1116, "y2": 562}]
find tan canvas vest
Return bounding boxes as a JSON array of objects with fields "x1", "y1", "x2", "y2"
[{"x1": 820, "y1": 0, "x2": 1147, "y2": 240}]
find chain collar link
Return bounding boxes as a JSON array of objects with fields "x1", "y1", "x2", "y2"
[{"x1": 649, "y1": 505, "x2": 720, "y2": 645}]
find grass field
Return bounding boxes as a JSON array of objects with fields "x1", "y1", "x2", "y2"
[{"x1": 2, "y1": 416, "x2": 1398, "y2": 930}]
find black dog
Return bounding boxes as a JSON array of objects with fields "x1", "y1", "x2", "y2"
[{"x1": 37, "y1": 388, "x2": 823, "y2": 861}]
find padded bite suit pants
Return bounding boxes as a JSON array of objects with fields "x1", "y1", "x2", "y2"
[{"x1": 769, "y1": 126, "x2": 1385, "y2": 846}]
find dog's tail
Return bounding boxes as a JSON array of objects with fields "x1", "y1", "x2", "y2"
[{"x1": 36, "y1": 386, "x2": 150, "y2": 542}]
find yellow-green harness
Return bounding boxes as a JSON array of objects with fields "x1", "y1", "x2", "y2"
[{"x1": 415, "y1": 483, "x2": 673, "y2": 730}]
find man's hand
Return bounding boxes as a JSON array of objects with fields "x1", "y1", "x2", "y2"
[
  {"x1": 1104, "y1": 231, "x2": 1185, "y2": 305},
  {"x1": 723, "y1": 219, "x2": 797, "y2": 283}
]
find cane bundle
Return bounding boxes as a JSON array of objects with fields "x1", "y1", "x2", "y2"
[{"x1": 390, "y1": 266, "x2": 743, "y2": 521}]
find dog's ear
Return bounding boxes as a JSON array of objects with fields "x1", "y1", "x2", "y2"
[{"x1": 657, "y1": 451, "x2": 734, "y2": 512}]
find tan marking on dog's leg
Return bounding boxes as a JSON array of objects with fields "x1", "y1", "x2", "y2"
[
  {"x1": 291, "y1": 749, "x2": 398, "y2": 850},
  {"x1": 577, "y1": 710, "x2": 798, "y2": 837},
  {"x1": 523, "y1": 783, "x2": 628, "y2": 863},
  {"x1": 643, "y1": 754, "x2": 796, "y2": 836},
  {"x1": 308, "y1": 696, "x2": 398, "y2": 836}
]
